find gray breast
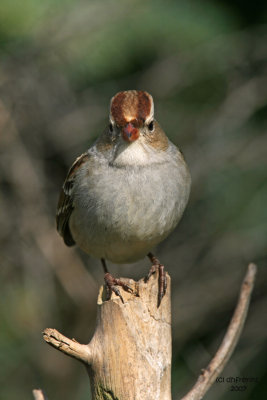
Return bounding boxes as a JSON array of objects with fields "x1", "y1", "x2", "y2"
[{"x1": 72, "y1": 155, "x2": 190, "y2": 246}]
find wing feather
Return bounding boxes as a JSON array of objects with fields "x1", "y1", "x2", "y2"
[{"x1": 56, "y1": 152, "x2": 89, "y2": 246}]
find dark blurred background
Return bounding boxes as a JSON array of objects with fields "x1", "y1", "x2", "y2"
[{"x1": 0, "y1": 0, "x2": 267, "y2": 399}]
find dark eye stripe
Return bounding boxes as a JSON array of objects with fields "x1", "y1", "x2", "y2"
[{"x1": 148, "y1": 120, "x2": 154, "y2": 131}]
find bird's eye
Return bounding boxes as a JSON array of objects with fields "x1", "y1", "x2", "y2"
[
  {"x1": 148, "y1": 120, "x2": 154, "y2": 131},
  {"x1": 109, "y1": 122, "x2": 113, "y2": 132}
]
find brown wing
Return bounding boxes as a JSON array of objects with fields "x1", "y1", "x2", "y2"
[{"x1": 56, "y1": 152, "x2": 89, "y2": 246}]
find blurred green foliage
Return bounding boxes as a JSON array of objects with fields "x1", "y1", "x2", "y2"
[{"x1": 0, "y1": 0, "x2": 267, "y2": 399}]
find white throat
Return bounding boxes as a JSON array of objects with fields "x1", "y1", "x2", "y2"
[
  {"x1": 113, "y1": 139, "x2": 151, "y2": 167},
  {"x1": 112, "y1": 137, "x2": 170, "y2": 167}
]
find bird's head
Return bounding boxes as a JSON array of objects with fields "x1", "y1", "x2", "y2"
[{"x1": 109, "y1": 90, "x2": 155, "y2": 143}]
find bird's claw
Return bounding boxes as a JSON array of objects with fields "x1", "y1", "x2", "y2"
[
  {"x1": 104, "y1": 272, "x2": 133, "y2": 304},
  {"x1": 145, "y1": 253, "x2": 167, "y2": 307}
]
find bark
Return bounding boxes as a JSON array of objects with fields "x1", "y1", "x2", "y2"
[
  {"x1": 42, "y1": 263, "x2": 257, "y2": 400},
  {"x1": 44, "y1": 271, "x2": 172, "y2": 400}
]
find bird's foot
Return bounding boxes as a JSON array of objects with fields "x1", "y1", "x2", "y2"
[
  {"x1": 145, "y1": 253, "x2": 167, "y2": 307},
  {"x1": 104, "y1": 272, "x2": 133, "y2": 304}
]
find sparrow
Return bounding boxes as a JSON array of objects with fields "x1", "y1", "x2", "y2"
[{"x1": 56, "y1": 90, "x2": 191, "y2": 306}]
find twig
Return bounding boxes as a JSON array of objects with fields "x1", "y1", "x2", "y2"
[
  {"x1": 32, "y1": 389, "x2": 47, "y2": 400},
  {"x1": 43, "y1": 328, "x2": 92, "y2": 364},
  {"x1": 181, "y1": 263, "x2": 257, "y2": 400}
]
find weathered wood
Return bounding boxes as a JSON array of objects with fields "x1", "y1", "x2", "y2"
[
  {"x1": 32, "y1": 389, "x2": 47, "y2": 400},
  {"x1": 43, "y1": 263, "x2": 257, "y2": 400},
  {"x1": 44, "y1": 270, "x2": 172, "y2": 400}
]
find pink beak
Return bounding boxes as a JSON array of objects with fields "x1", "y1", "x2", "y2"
[{"x1": 122, "y1": 122, "x2": 139, "y2": 142}]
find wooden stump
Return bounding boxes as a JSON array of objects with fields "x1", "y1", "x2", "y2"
[
  {"x1": 44, "y1": 270, "x2": 172, "y2": 400},
  {"x1": 42, "y1": 264, "x2": 257, "y2": 400}
]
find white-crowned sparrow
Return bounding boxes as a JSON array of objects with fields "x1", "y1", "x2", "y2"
[{"x1": 56, "y1": 90, "x2": 191, "y2": 306}]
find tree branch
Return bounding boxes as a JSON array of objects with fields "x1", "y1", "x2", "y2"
[
  {"x1": 181, "y1": 263, "x2": 257, "y2": 400},
  {"x1": 41, "y1": 263, "x2": 256, "y2": 399},
  {"x1": 32, "y1": 389, "x2": 47, "y2": 400},
  {"x1": 43, "y1": 328, "x2": 92, "y2": 364}
]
